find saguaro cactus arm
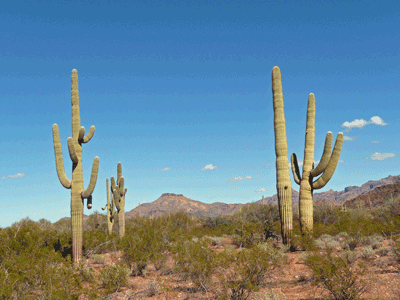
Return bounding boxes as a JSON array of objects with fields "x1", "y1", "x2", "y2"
[
  {"x1": 117, "y1": 162, "x2": 122, "y2": 183},
  {"x1": 113, "y1": 186, "x2": 121, "y2": 209},
  {"x1": 52, "y1": 124, "x2": 72, "y2": 189},
  {"x1": 67, "y1": 137, "x2": 78, "y2": 164},
  {"x1": 79, "y1": 126, "x2": 95, "y2": 143},
  {"x1": 81, "y1": 156, "x2": 100, "y2": 199},
  {"x1": 310, "y1": 132, "x2": 333, "y2": 177},
  {"x1": 118, "y1": 176, "x2": 125, "y2": 193},
  {"x1": 312, "y1": 132, "x2": 343, "y2": 189},
  {"x1": 290, "y1": 153, "x2": 301, "y2": 185}
]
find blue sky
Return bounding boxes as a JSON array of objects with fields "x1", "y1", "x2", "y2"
[{"x1": 1, "y1": 0, "x2": 399, "y2": 228}]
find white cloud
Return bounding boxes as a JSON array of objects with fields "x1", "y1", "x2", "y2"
[
  {"x1": 255, "y1": 188, "x2": 267, "y2": 193},
  {"x1": 370, "y1": 116, "x2": 387, "y2": 126},
  {"x1": 339, "y1": 160, "x2": 344, "y2": 163},
  {"x1": 227, "y1": 175, "x2": 252, "y2": 182},
  {"x1": 343, "y1": 136, "x2": 354, "y2": 141},
  {"x1": 371, "y1": 141, "x2": 379, "y2": 144},
  {"x1": 2, "y1": 173, "x2": 25, "y2": 179},
  {"x1": 341, "y1": 119, "x2": 369, "y2": 129},
  {"x1": 161, "y1": 167, "x2": 170, "y2": 171},
  {"x1": 202, "y1": 164, "x2": 217, "y2": 171},
  {"x1": 371, "y1": 152, "x2": 395, "y2": 161},
  {"x1": 341, "y1": 116, "x2": 387, "y2": 130}
]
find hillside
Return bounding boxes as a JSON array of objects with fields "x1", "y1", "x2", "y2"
[{"x1": 55, "y1": 174, "x2": 400, "y2": 224}]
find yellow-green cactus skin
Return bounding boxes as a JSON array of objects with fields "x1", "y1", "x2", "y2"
[
  {"x1": 52, "y1": 69, "x2": 100, "y2": 264},
  {"x1": 111, "y1": 162, "x2": 127, "y2": 238},
  {"x1": 102, "y1": 178, "x2": 116, "y2": 235},
  {"x1": 272, "y1": 66, "x2": 293, "y2": 245},
  {"x1": 291, "y1": 93, "x2": 343, "y2": 234}
]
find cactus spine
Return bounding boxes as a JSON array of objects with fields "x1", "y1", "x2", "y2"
[
  {"x1": 52, "y1": 69, "x2": 100, "y2": 264},
  {"x1": 111, "y1": 162, "x2": 127, "y2": 238},
  {"x1": 102, "y1": 178, "x2": 116, "y2": 235},
  {"x1": 291, "y1": 93, "x2": 343, "y2": 234},
  {"x1": 272, "y1": 66, "x2": 293, "y2": 246}
]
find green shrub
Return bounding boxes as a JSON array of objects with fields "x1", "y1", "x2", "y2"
[
  {"x1": 252, "y1": 290, "x2": 287, "y2": 300},
  {"x1": 360, "y1": 246, "x2": 374, "y2": 259},
  {"x1": 118, "y1": 223, "x2": 168, "y2": 276},
  {"x1": 305, "y1": 250, "x2": 368, "y2": 300},
  {"x1": 315, "y1": 234, "x2": 340, "y2": 250},
  {"x1": 341, "y1": 250, "x2": 359, "y2": 264},
  {"x1": 364, "y1": 234, "x2": 384, "y2": 249},
  {"x1": 99, "y1": 263, "x2": 132, "y2": 294},
  {"x1": 313, "y1": 200, "x2": 344, "y2": 225},
  {"x1": 375, "y1": 247, "x2": 390, "y2": 256},
  {"x1": 91, "y1": 254, "x2": 106, "y2": 265},
  {"x1": 216, "y1": 242, "x2": 285, "y2": 300},
  {"x1": 147, "y1": 279, "x2": 161, "y2": 297},
  {"x1": 0, "y1": 218, "x2": 102, "y2": 299},
  {"x1": 172, "y1": 238, "x2": 217, "y2": 292}
]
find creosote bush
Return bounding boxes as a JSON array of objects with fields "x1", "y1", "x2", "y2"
[
  {"x1": 305, "y1": 250, "x2": 368, "y2": 300},
  {"x1": 99, "y1": 263, "x2": 132, "y2": 294}
]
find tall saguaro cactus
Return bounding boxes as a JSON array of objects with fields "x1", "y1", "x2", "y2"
[
  {"x1": 111, "y1": 162, "x2": 127, "y2": 238},
  {"x1": 52, "y1": 69, "x2": 100, "y2": 264},
  {"x1": 102, "y1": 178, "x2": 116, "y2": 235},
  {"x1": 291, "y1": 93, "x2": 343, "y2": 234},
  {"x1": 272, "y1": 66, "x2": 293, "y2": 246}
]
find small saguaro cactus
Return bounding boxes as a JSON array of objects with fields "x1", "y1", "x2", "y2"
[
  {"x1": 102, "y1": 178, "x2": 116, "y2": 235},
  {"x1": 52, "y1": 69, "x2": 100, "y2": 264},
  {"x1": 291, "y1": 93, "x2": 343, "y2": 234},
  {"x1": 272, "y1": 66, "x2": 293, "y2": 246},
  {"x1": 111, "y1": 162, "x2": 127, "y2": 238}
]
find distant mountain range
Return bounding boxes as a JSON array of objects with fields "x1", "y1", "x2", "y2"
[{"x1": 58, "y1": 174, "x2": 400, "y2": 224}]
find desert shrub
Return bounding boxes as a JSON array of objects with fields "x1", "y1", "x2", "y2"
[
  {"x1": 341, "y1": 250, "x2": 359, "y2": 264},
  {"x1": 232, "y1": 221, "x2": 263, "y2": 248},
  {"x1": 343, "y1": 233, "x2": 365, "y2": 251},
  {"x1": 313, "y1": 200, "x2": 344, "y2": 225},
  {"x1": 375, "y1": 247, "x2": 390, "y2": 256},
  {"x1": 83, "y1": 210, "x2": 108, "y2": 232},
  {"x1": 118, "y1": 223, "x2": 168, "y2": 276},
  {"x1": 305, "y1": 250, "x2": 368, "y2": 300},
  {"x1": 147, "y1": 279, "x2": 161, "y2": 297},
  {"x1": 172, "y1": 238, "x2": 217, "y2": 292},
  {"x1": 315, "y1": 234, "x2": 340, "y2": 250},
  {"x1": 82, "y1": 229, "x2": 119, "y2": 258},
  {"x1": 91, "y1": 254, "x2": 106, "y2": 265},
  {"x1": 99, "y1": 263, "x2": 132, "y2": 294},
  {"x1": 360, "y1": 246, "x2": 374, "y2": 259},
  {"x1": 73, "y1": 263, "x2": 95, "y2": 283},
  {"x1": 364, "y1": 234, "x2": 384, "y2": 249},
  {"x1": 290, "y1": 228, "x2": 319, "y2": 252},
  {"x1": 0, "y1": 218, "x2": 101, "y2": 299},
  {"x1": 51, "y1": 218, "x2": 71, "y2": 234},
  {"x1": 392, "y1": 240, "x2": 400, "y2": 263},
  {"x1": 216, "y1": 241, "x2": 285, "y2": 300},
  {"x1": 337, "y1": 232, "x2": 349, "y2": 239},
  {"x1": 252, "y1": 290, "x2": 287, "y2": 300}
]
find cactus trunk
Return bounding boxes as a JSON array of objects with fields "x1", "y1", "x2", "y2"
[
  {"x1": 118, "y1": 207, "x2": 125, "y2": 237},
  {"x1": 272, "y1": 66, "x2": 293, "y2": 246}
]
